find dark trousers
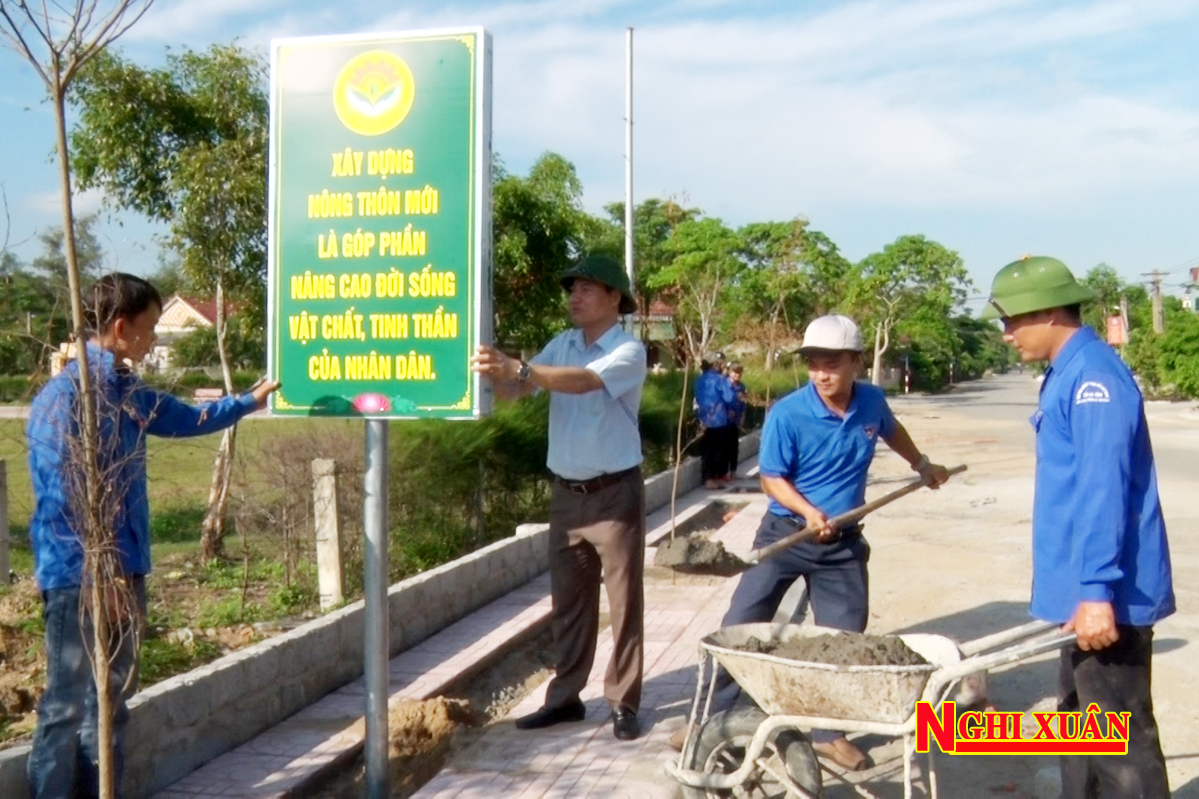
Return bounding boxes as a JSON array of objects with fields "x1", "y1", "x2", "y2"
[
  {"x1": 544, "y1": 468, "x2": 646, "y2": 712},
  {"x1": 713, "y1": 514, "x2": 869, "y2": 741},
  {"x1": 723, "y1": 426, "x2": 742, "y2": 476},
  {"x1": 701, "y1": 425, "x2": 731, "y2": 481},
  {"x1": 1058, "y1": 625, "x2": 1169, "y2": 798},
  {"x1": 27, "y1": 577, "x2": 147, "y2": 799}
]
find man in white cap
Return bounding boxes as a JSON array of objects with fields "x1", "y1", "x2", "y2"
[{"x1": 700, "y1": 314, "x2": 950, "y2": 770}]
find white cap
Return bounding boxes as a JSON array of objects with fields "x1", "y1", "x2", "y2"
[{"x1": 800, "y1": 315, "x2": 863, "y2": 353}]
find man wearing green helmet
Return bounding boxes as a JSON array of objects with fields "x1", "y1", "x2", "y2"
[
  {"x1": 472, "y1": 254, "x2": 647, "y2": 741},
  {"x1": 984, "y1": 256, "x2": 1173, "y2": 796}
]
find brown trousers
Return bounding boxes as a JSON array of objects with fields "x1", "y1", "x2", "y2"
[{"x1": 543, "y1": 468, "x2": 646, "y2": 712}]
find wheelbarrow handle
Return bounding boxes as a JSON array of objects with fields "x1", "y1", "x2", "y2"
[
  {"x1": 928, "y1": 629, "x2": 1077, "y2": 696},
  {"x1": 745, "y1": 464, "x2": 968, "y2": 566}
]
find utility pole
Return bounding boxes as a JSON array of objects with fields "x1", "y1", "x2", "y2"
[
  {"x1": 1143, "y1": 270, "x2": 1165, "y2": 334},
  {"x1": 624, "y1": 27, "x2": 635, "y2": 296}
]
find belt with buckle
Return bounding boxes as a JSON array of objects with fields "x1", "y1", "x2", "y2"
[{"x1": 555, "y1": 467, "x2": 637, "y2": 495}]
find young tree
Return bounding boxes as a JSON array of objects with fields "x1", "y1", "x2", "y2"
[
  {"x1": 0, "y1": 2, "x2": 155, "y2": 795},
  {"x1": 850, "y1": 235, "x2": 970, "y2": 385},
  {"x1": 599, "y1": 197, "x2": 698, "y2": 341},
  {"x1": 70, "y1": 44, "x2": 267, "y2": 561},
  {"x1": 651, "y1": 216, "x2": 745, "y2": 363}
]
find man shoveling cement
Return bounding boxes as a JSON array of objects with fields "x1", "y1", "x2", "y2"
[{"x1": 669, "y1": 314, "x2": 952, "y2": 773}]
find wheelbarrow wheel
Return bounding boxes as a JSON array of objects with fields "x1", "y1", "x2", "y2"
[{"x1": 683, "y1": 708, "x2": 822, "y2": 798}]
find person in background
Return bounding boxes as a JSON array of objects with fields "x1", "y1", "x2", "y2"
[
  {"x1": 724, "y1": 361, "x2": 748, "y2": 480},
  {"x1": 694, "y1": 353, "x2": 734, "y2": 489},
  {"x1": 25, "y1": 273, "x2": 278, "y2": 798},
  {"x1": 983, "y1": 255, "x2": 1173, "y2": 797}
]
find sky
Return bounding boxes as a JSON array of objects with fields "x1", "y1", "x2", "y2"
[{"x1": 1, "y1": 0, "x2": 1198, "y2": 312}]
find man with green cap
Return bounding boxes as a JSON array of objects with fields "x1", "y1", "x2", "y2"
[
  {"x1": 984, "y1": 256, "x2": 1173, "y2": 796},
  {"x1": 471, "y1": 254, "x2": 647, "y2": 741}
]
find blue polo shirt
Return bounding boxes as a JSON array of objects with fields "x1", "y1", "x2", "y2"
[
  {"x1": 1031, "y1": 326, "x2": 1174, "y2": 626},
  {"x1": 758, "y1": 381, "x2": 897, "y2": 520}
]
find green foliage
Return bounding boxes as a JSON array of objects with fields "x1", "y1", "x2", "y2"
[
  {"x1": 1126, "y1": 304, "x2": 1199, "y2": 398},
  {"x1": 0, "y1": 222, "x2": 100, "y2": 375},
  {"x1": 169, "y1": 319, "x2": 265, "y2": 370},
  {"x1": 149, "y1": 505, "x2": 206, "y2": 544},
  {"x1": 598, "y1": 198, "x2": 699, "y2": 329},
  {"x1": 270, "y1": 582, "x2": 317, "y2": 615},
  {"x1": 0, "y1": 374, "x2": 44, "y2": 403},
  {"x1": 850, "y1": 235, "x2": 971, "y2": 386},
  {"x1": 193, "y1": 595, "x2": 264, "y2": 628},
  {"x1": 140, "y1": 637, "x2": 223, "y2": 686},
  {"x1": 491, "y1": 153, "x2": 591, "y2": 349},
  {"x1": 71, "y1": 43, "x2": 269, "y2": 369},
  {"x1": 651, "y1": 217, "x2": 746, "y2": 361},
  {"x1": 954, "y1": 316, "x2": 1016, "y2": 380},
  {"x1": 141, "y1": 369, "x2": 262, "y2": 398}
]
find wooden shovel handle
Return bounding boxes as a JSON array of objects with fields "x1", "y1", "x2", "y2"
[{"x1": 745, "y1": 464, "x2": 968, "y2": 566}]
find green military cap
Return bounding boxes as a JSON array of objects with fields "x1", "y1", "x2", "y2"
[
  {"x1": 559, "y1": 254, "x2": 637, "y2": 314},
  {"x1": 981, "y1": 256, "x2": 1095, "y2": 320}
]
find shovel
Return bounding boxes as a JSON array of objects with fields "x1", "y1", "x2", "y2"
[
  {"x1": 658, "y1": 464, "x2": 967, "y2": 576},
  {"x1": 744, "y1": 464, "x2": 968, "y2": 568}
]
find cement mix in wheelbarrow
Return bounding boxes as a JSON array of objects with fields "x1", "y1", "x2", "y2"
[
  {"x1": 654, "y1": 533, "x2": 750, "y2": 576},
  {"x1": 740, "y1": 632, "x2": 928, "y2": 667}
]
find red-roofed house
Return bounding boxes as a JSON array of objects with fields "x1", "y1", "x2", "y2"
[{"x1": 150, "y1": 295, "x2": 224, "y2": 371}]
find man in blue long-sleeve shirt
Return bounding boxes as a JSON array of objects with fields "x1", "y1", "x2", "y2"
[
  {"x1": 694, "y1": 354, "x2": 735, "y2": 489},
  {"x1": 984, "y1": 256, "x2": 1173, "y2": 797},
  {"x1": 25, "y1": 273, "x2": 279, "y2": 798}
]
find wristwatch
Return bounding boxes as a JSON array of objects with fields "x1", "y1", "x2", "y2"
[
  {"x1": 515, "y1": 360, "x2": 532, "y2": 383},
  {"x1": 912, "y1": 454, "x2": 933, "y2": 475}
]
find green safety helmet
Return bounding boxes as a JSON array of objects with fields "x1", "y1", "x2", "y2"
[
  {"x1": 980, "y1": 256, "x2": 1095, "y2": 320},
  {"x1": 559, "y1": 254, "x2": 637, "y2": 314}
]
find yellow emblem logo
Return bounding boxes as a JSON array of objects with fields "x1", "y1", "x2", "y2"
[{"x1": 333, "y1": 51, "x2": 416, "y2": 136}]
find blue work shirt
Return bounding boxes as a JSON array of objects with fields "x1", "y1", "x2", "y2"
[
  {"x1": 758, "y1": 381, "x2": 897, "y2": 520},
  {"x1": 695, "y1": 370, "x2": 734, "y2": 428},
  {"x1": 1031, "y1": 326, "x2": 1174, "y2": 626},
  {"x1": 531, "y1": 323, "x2": 646, "y2": 481},
  {"x1": 27, "y1": 344, "x2": 258, "y2": 590},
  {"x1": 728, "y1": 380, "x2": 748, "y2": 426}
]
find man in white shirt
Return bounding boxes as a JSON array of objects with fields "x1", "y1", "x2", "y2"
[{"x1": 471, "y1": 254, "x2": 648, "y2": 740}]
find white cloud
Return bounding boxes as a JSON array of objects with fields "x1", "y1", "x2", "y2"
[
  {"x1": 122, "y1": 0, "x2": 288, "y2": 44},
  {"x1": 25, "y1": 188, "x2": 104, "y2": 217}
]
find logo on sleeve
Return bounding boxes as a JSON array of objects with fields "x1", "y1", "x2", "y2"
[
  {"x1": 1075, "y1": 381, "x2": 1111, "y2": 405},
  {"x1": 862, "y1": 424, "x2": 878, "y2": 441}
]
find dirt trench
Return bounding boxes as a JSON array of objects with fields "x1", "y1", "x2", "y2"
[{"x1": 305, "y1": 628, "x2": 556, "y2": 798}]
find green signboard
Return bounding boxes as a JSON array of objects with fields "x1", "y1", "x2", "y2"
[{"x1": 267, "y1": 29, "x2": 492, "y2": 418}]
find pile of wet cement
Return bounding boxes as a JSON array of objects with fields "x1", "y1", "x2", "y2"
[
  {"x1": 654, "y1": 534, "x2": 750, "y2": 576},
  {"x1": 740, "y1": 632, "x2": 928, "y2": 667}
]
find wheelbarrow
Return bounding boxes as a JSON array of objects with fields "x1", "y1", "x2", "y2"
[{"x1": 665, "y1": 620, "x2": 1076, "y2": 799}]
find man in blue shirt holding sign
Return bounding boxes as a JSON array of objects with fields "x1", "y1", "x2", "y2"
[
  {"x1": 983, "y1": 256, "x2": 1173, "y2": 797},
  {"x1": 702, "y1": 314, "x2": 950, "y2": 771}
]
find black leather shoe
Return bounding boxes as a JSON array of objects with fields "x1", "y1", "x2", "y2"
[
  {"x1": 612, "y1": 706, "x2": 639, "y2": 740},
  {"x1": 515, "y1": 699, "x2": 586, "y2": 730}
]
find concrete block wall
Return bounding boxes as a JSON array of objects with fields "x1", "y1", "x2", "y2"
[{"x1": 0, "y1": 431, "x2": 759, "y2": 797}]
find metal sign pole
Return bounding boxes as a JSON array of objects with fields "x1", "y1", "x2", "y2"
[{"x1": 363, "y1": 419, "x2": 390, "y2": 798}]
